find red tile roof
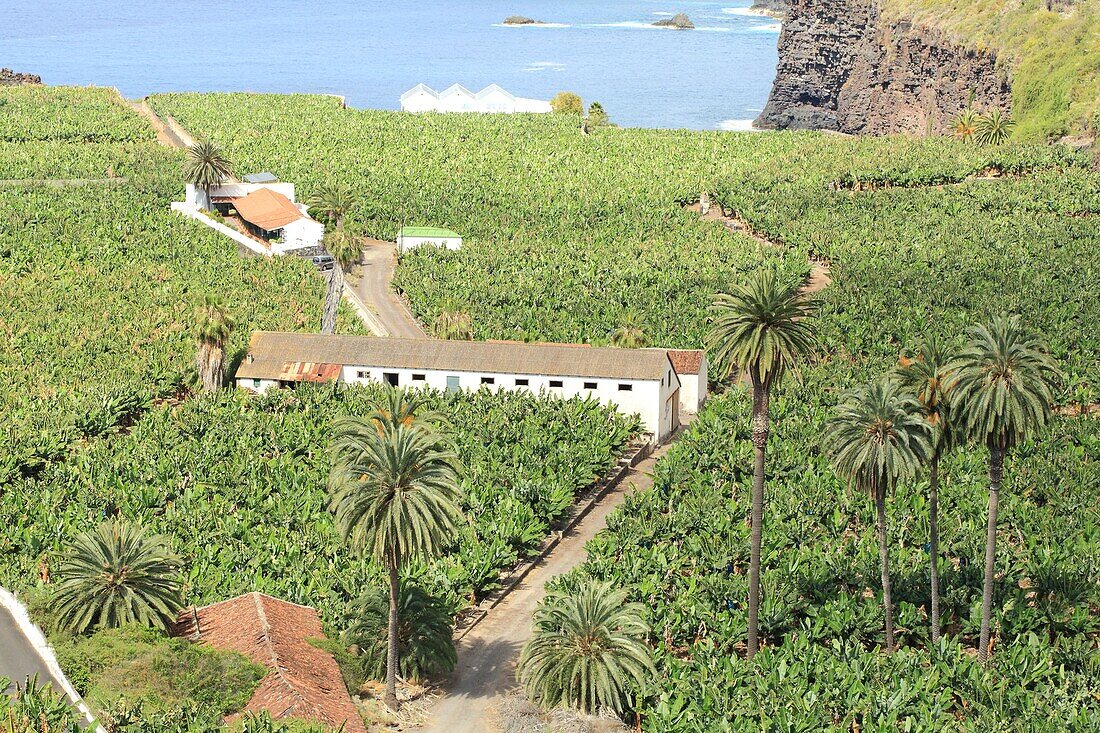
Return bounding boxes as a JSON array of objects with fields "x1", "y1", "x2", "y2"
[
  {"x1": 175, "y1": 593, "x2": 366, "y2": 733},
  {"x1": 231, "y1": 188, "x2": 306, "y2": 231},
  {"x1": 666, "y1": 349, "x2": 705, "y2": 374}
]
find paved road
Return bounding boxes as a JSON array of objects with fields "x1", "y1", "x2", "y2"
[
  {"x1": 353, "y1": 240, "x2": 428, "y2": 339},
  {"x1": 416, "y1": 432, "x2": 686, "y2": 733},
  {"x1": 0, "y1": 602, "x2": 68, "y2": 696}
]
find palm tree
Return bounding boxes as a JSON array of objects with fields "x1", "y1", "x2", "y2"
[
  {"x1": 183, "y1": 141, "x2": 233, "y2": 210},
  {"x1": 825, "y1": 380, "x2": 932, "y2": 652},
  {"x1": 709, "y1": 269, "x2": 816, "y2": 658},
  {"x1": 952, "y1": 108, "x2": 979, "y2": 141},
  {"x1": 328, "y1": 394, "x2": 463, "y2": 710},
  {"x1": 517, "y1": 580, "x2": 652, "y2": 717},
  {"x1": 346, "y1": 581, "x2": 457, "y2": 682},
  {"x1": 974, "y1": 109, "x2": 1015, "y2": 145},
  {"x1": 610, "y1": 310, "x2": 648, "y2": 349},
  {"x1": 49, "y1": 520, "x2": 183, "y2": 634},
  {"x1": 320, "y1": 229, "x2": 362, "y2": 335},
  {"x1": 894, "y1": 337, "x2": 957, "y2": 643},
  {"x1": 306, "y1": 181, "x2": 358, "y2": 233},
  {"x1": 195, "y1": 294, "x2": 234, "y2": 392},
  {"x1": 951, "y1": 316, "x2": 1058, "y2": 662}
]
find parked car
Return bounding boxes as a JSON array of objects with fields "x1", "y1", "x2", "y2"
[{"x1": 312, "y1": 255, "x2": 335, "y2": 271}]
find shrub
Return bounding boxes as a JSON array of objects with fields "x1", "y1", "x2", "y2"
[{"x1": 550, "y1": 92, "x2": 583, "y2": 115}]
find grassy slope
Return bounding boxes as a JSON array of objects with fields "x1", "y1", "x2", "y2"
[{"x1": 880, "y1": 0, "x2": 1100, "y2": 139}]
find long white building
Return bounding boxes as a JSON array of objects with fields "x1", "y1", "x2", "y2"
[
  {"x1": 400, "y1": 84, "x2": 553, "y2": 114},
  {"x1": 235, "y1": 332, "x2": 707, "y2": 443}
]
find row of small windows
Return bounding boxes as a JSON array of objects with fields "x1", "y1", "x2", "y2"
[{"x1": 351, "y1": 371, "x2": 633, "y2": 392}]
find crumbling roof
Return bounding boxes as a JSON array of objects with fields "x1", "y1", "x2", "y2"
[
  {"x1": 236, "y1": 331, "x2": 676, "y2": 382},
  {"x1": 175, "y1": 593, "x2": 366, "y2": 733},
  {"x1": 666, "y1": 349, "x2": 705, "y2": 375},
  {"x1": 231, "y1": 188, "x2": 306, "y2": 231}
]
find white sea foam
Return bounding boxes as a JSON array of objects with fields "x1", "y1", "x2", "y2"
[
  {"x1": 719, "y1": 119, "x2": 759, "y2": 131},
  {"x1": 590, "y1": 21, "x2": 731, "y2": 31},
  {"x1": 523, "y1": 61, "x2": 566, "y2": 73},
  {"x1": 722, "y1": 6, "x2": 771, "y2": 16},
  {"x1": 492, "y1": 22, "x2": 571, "y2": 29},
  {"x1": 749, "y1": 22, "x2": 782, "y2": 32}
]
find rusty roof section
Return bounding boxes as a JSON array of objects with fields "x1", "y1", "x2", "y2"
[
  {"x1": 277, "y1": 362, "x2": 342, "y2": 384},
  {"x1": 236, "y1": 331, "x2": 676, "y2": 382},
  {"x1": 231, "y1": 188, "x2": 306, "y2": 231},
  {"x1": 174, "y1": 593, "x2": 366, "y2": 733},
  {"x1": 666, "y1": 349, "x2": 705, "y2": 374}
]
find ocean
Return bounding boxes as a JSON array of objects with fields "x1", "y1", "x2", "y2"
[{"x1": 1, "y1": 1, "x2": 781, "y2": 130}]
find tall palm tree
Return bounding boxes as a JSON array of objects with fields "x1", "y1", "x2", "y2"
[
  {"x1": 49, "y1": 520, "x2": 183, "y2": 634},
  {"x1": 894, "y1": 337, "x2": 957, "y2": 643},
  {"x1": 320, "y1": 229, "x2": 361, "y2": 335},
  {"x1": 328, "y1": 394, "x2": 463, "y2": 710},
  {"x1": 951, "y1": 316, "x2": 1058, "y2": 662},
  {"x1": 610, "y1": 310, "x2": 648, "y2": 349},
  {"x1": 709, "y1": 269, "x2": 816, "y2": 658},
  {"x1": 518, "y1": 580, "x2": 652, "y2": 717},
  {"x1": 825, "y1": 380, "x2": 932, "y2": 652},
  {"x1": 195, "y1": 294, "x2": 234, "y2": 392},
  {"x1": 183, "y1": 141, "x2": 233, "y2": 210},
  {"x1": 306, "y1": 181, "x2": 358, "y2": 233}
]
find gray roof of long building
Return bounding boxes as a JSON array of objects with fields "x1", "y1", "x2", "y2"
[{"x1": 235, "y1": 332, "x2": 676, "y2": 382}]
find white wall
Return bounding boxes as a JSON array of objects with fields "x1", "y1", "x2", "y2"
[
  {"x1": 238, "y1": 361, "x2": 680, "y2": 442},
  {"x1": 396, "y1": 234, "x2": 462, "y2": 252},
  {"x1": 401, "y1": 89, "x2": 441, "y2": 113},
  {"x1": 277, "y1": 217, "x2": 325, "y2": 253},
  {"x1": 185, "y1": 182, "x2": 298, "y2": 209}
]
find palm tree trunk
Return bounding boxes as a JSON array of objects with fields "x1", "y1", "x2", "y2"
[
  {"x1": 747, "y1": 381, "x2": 770, "y2": 658},
  {"x1": 929, "y1": 455, "x2": 941, "y2": 644},
  {"x1": 875, "y1": 489, "x2": 895, "y2": 652},
  {"x1": 978, "y1": 445, "x2": 1004, "y2": 663},
  {"x1": 385, "y1": 559, "x2": 400, "y2": 710},
  {"x1": 320, "y1": 264, "x2": 344, "y2": 335},
  {"x1": 195, "y1": 341, "x2": 224, "y2": 392}
]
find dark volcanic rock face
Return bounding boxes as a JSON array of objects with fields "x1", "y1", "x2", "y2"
[
  {"x1": 756, "y1": 0, "x2": 1011, "y2": 134},
  {"x1": 0, "y1": 68, "x2": 42, "y2": 86}
]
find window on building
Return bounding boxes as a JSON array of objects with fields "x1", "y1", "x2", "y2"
[
  {"x1": 549, "y1": 380, "x2": 564, "y2": 389},
  {"x1": 252, "y1": 378, "x2": 261, "y2": 388},
  {"x1": 383, "y1": 372, "x2": 399, "y2": 387},
  {"x1": 446, "y1": 375, "x2": 461, "y2": 392},
  {"x1": 583, "y1": 381, "x2": 597, "y2": 390},
  {"x1": 357, "y1": 370, "x2": 370, "y2": 380},
  {"x1": 618, "y1": 383, "x2": 633, "y2": 392},
  {"x1": 412, "y1": 374, "x2": 426, "y2": 382},
  {"x1": 515, "y1": 378, "x2": 530, "y2": 387},
  {"x1": 481, "y1": 376, "x2": 495, "y2": 385}
]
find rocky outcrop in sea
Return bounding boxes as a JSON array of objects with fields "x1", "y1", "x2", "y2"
[
  {"x1": 749, "y1": 0, "x2": 790, "y2": 19},
  {"x1": 755, "y1": 0, "x2": 1010, "y2": 135},
  {"x1": 653, "y1": 13, "x2": 695, "y2": 29},
  {"x1": 1, "y1": 68, "x2": 42, "y2": 86},
  {"x1": 503, "y1": 15, "x2": 545, "y2": 25}
]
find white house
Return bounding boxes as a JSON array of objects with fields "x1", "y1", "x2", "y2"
[
  {"x1": 399, "y1": 84, "x2": 553, "y2": 114},
  {"x1": 183, "y1": 180, "x2": 324, "y2": 254},
  {"x1": 235, "y1": 332, "x2": 705, "y2": 443},
  {"x1": 667, "y1": 350, "x2": 709, "y2": 413},
  {"x1": 396, "y1": 226, "x2": 462, "y2": 252}
]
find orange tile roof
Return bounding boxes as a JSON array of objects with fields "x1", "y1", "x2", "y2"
[
  {"x1": 175, "y1": 593, "x2": 366, "y2": 733},
  {"x1": 666, "y1": 349, "x2": 705, "y2": 374},
  {"x1": 231, "y1": 188, "x2": 306, "y2": 231}
]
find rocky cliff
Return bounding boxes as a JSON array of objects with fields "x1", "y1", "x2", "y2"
[{"x1": 755, "y1": 0, "x2": 1011, "y2": 135}]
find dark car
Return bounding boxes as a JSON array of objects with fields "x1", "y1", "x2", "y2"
[{"x1": 312, "y1": 255, "x2": 335, "y2": 271}]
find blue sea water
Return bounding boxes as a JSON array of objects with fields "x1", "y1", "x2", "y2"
[{"x1": 1, "y1": 1, "x2": 780, "y2": 130}]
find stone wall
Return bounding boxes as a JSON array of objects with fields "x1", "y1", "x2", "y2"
[{"x1": 755, "y1": 0, "x2": 1011, "y2": 135}]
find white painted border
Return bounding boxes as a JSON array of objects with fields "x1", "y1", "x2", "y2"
[{"x1": 0, "y1": 587, "x2": 103, "y2": 730}]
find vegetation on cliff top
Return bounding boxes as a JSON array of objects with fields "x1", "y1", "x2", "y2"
[{"x1": 881, "y1": 0, "x2": 1100, "y2": 140}]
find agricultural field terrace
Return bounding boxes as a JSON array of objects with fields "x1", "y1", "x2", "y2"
[
  {"x1": 150, "y1": 92, "x2": 1100, "y2": 730},
  {"x1": 0, "y1": 86, "x2": 1096, "y2": 730}
]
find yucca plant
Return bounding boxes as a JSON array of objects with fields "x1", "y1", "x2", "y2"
[
  {"x1": 49, "y1": 519, "x2": 183, "y2": 634},
  {"x1": 974, "y1": 109, "x2": 1015, "y2": 145},
  {"x1": 610, "y1": 310, "x2": 648, "y2": 348},
  {"x1": 518, "y1": 580, "x2": 652, "y2": 717}
]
